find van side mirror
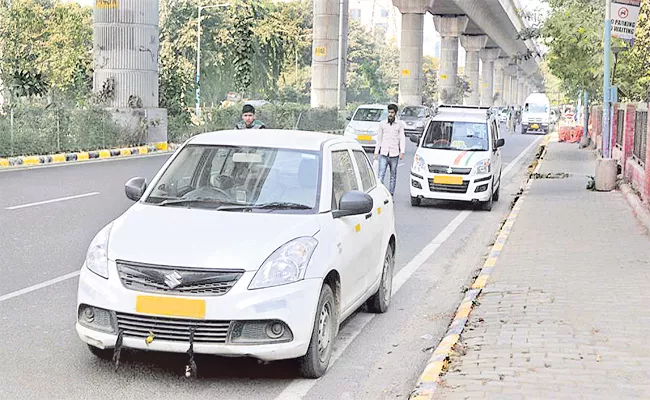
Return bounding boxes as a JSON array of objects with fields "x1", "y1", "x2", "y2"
[
  {"x1": 125, "y1": 177, "x2": 147, "y2": 201},
  {"x1": 496, "y1": 138, "x2": 505, "y2": 148}
]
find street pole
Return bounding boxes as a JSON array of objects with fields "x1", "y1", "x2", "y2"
[
  {"x1": 195, "y1": 6, "x2": 202, "y2": 119},
  {"x1": 195, "y1": 3, "x2": 230, "y2": 119},
  {"x1": 602, "y1": 0, "x2": 612, "y2": 158},
  {"x1": 337, "y1": 0, "x2": 344, "y2": 110},
  {"x1": 583, "y1": 90, "x2": 589, "y2": 142}
]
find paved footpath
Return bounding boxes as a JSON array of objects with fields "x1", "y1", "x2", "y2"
[{"x1": 436, "y1": 137, "x2": 650, "y2": 399}]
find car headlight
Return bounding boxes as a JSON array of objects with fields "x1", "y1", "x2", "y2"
[
  {"x1": 473, "y1": 159, "x2": 491, "y2": 175},
  {"x1": 412, "y1": 154, "x2": 427, "y2": 173},
  {"x1": 249, "y1": 237, "x2": 318, "y2": 290},
  {"x1": 85, "y1": 223, "x2": 113, "y2": 279},
  {"x1": 416, "y1": 121, "x2": 425, "y2": 128},
  {"x1": 344, "y1": 126, "x2": 355, "y2": 136}
]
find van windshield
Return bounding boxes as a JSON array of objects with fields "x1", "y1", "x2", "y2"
[
  {"x1": 525, "y1": 104, "x2": 548, "y2": 113},
  {"x1": 353, "y1": 108, "x2": 387, "y2": 122}
]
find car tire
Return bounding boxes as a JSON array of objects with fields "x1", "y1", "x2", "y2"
[
  {"x1": 493, "y1": 175, "x2": 501, "y2": 202},
  {"x1": 410, "y1": 196, "x2": 421, "y2": 206},
  {"x1": 298, "y1": 284, "x2": 336, "y2": 379},
  {"x1": 87, "y1": 344, "x2": 113, "y2": 360},
  {"x1": 366, "y1": 243, "x2": 395, "y2": 314},
  {"x1": 481, "y1": 191, "x2": 494, "y2": 211}
]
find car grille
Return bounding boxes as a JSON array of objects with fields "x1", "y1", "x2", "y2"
[
  {"x1": 428, "y1": 179, "x2": 470, "y2": 193},
  {"x1": 116, "y1": 261, "x2": 243, "y2": 296},
  {"x1": 528, "y1": 118, "x2": 543, "y2": 123},
  {"x1": 428, "y1": 165, "x2": 472, "y2": 175},
  {"x1": 116, "y1": 312, "x2": 231, "y2": 343}
]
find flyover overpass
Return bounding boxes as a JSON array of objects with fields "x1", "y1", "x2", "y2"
[{"x1": 311, "y1": 0, "x2": 545, "y2": 108}]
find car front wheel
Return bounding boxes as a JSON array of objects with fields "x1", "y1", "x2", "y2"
[
  {"x1": 87, "y1": 344, "x2": 113, "y2": 360},
  {"x1": 298, "y1": 284, "x2": 336, "y2": 379}
]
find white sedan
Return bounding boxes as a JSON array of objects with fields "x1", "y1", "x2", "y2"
[{"x1": 76, "y1": 129, "x2": 397, "y2": 378}]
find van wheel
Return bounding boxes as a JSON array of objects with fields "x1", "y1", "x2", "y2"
[
  {"x1": 482, "y1": 192, "x2": 494, "y2": 211},
  {"x1": 366, "y1": 244, "x2": 395, "y2": 313},
  {"x1": 298, "y1": 284, "x2": 336, "y2": 379},
  {"x1": 410, "y1": 196, "x2": 421, "y2": 206}
]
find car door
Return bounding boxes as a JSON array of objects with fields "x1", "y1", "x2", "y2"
[
  {"x1": 329, "y1": 146, "x2": 372, "y2": 310},
  {"x1": 490, "y1": 118, "x2": 503, "y2": 188},
  {"x1": 351, "y1": 149, "x2": 388, "y2": 289}
]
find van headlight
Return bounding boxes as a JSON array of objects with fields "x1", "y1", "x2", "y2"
[
  {"x1": 85, "y1": 223, "x2": 113, "y2": 279},
  {"x1": 473, "y1": 159, "x2": 491, "y2": 175},
  {"x1": 249, "y1": 237, "x2": 318, "y2": 290},
  {"x1": 412, "y1": 154, "x2": 427, "y2": 173}
]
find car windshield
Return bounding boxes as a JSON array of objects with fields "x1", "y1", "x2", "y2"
[
  {"x1": 401, "y1": 107, "x2": 426, "y2": 118},
  {"x1": 422, "y1": 121, "x2": 489, "y2": 151},
  {"x1": 353, "y1": 108, "x2": 387, "y2": 122},
  {"x1": 525, "y1": 104, "x2": 548, "y2": 113},
  {"x1": 145, "y1": 145, "x2": 321, "y2": 212}
]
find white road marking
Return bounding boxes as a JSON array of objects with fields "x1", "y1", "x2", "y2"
[
  {"x1": 6, "y1": 192, "x2": 100, "y2": 210},
  {"x1": 274, "y1": 137, "x2": 541, "y2": 399},
  {"x1": 0, "y1": 271, "x2": 80, "y2": 303},
  {"x1": 0, "y1": 152, "x2": 170, "y2": 174}
]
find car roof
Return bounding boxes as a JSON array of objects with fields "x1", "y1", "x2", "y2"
[
  {"x1": 186, "y1": 129, "x2": 356, "y2": 151},
  {"x1": 432, "y1": 110, "x2": 489, "y2": 124}
]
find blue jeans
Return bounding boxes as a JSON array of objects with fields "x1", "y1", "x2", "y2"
[{"x1": 378, "y1": 155, "x2": 399, "y2": 195}]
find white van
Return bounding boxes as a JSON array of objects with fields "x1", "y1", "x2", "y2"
[
  {"x1": 521, "y1": 93, "x2": 551, "y2": 134},
  {"x1": 410, "y1": 106, "x2": 505, "y2": 211},
  {"x1": 344, "y1": 104, "x2": 389, "y2": 151}
]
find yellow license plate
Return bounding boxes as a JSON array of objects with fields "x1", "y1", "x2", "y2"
[
  {"x1": 136, "y1": 295, "x2": 206, "y2": 319},
  {"x1": 531, "y1": 124, "x2": 539, "y2": 129},
  {"x1": 433, "y1": 175, "x2": 464, "y2": 185},
  {"x1": 357, "y1": 135, "x2": 373, "y2": 141}
]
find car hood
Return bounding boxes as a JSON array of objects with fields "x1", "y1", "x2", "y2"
[
  {"x1": 416, "y1": 148, "x2": 490, "y2": 168},
  {"x1": 107, "y1": 203, "x2": 321, "y2": 271},
  {"x1": 347, "y1": 120, "x2": 382, "y2": 134}
]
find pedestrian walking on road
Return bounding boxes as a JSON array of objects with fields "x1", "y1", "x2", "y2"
[
  {"x1": 236, "y1": 104, "x2": 266, "y2": 129},
  {"x1": 374, "y1": 103, "x2": 405, "y2": 196}
]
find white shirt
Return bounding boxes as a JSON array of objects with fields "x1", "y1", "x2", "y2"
[{"x1": 375, "y1": 119, "x2": 406, "y2": 157}]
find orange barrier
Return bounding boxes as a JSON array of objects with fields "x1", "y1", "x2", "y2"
[{"x1": 559, "y1": 125, "x2": 584, "y2": 143}]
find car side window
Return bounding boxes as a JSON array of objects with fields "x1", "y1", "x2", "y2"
[
  {"x1": 352, "y1": 150, "x2": 376, "y2": 192},
  {"x1": 331, "y1": 150, "x2": 360, "y2": 210},
  {"x1": 491, "y1": 120, "x2": 499, "y2": 149}
]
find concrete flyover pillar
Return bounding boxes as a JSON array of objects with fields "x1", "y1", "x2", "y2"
[
  {"x1": 393, "y1": 0, "x2": 429, "y2": 106},
  {"x1": 506, "y1": 65, "x2": 518, "y2": 106},
  {"x1": 433, "y1": 15, "x2": 469, "y2": 104},
  {"x1": 460, "y1": 35, "x2": 488, "y2": 106},
  {"x1": 493, "y1": 58, "x2": 509, "y2": 106},
  {"x1": 517, "y1": 74, "x2": 526, "y2": 105},
  {"x1": 479, "y1": 47, "x2": 501, "y2": 107},
  {"x1": 93, "y1": 0, "x2": 167, "y2": 142},
  {"x1": 311, "y1": 0, "x2": 348, "y2": 108}
]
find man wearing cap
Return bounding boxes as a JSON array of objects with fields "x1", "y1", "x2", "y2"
[
  {"x1": 236, "y1": 104, "x2": 266, "y2": 129},
  {"x1": 374, "y1": 103, "x2": 405, "y2": 196}
]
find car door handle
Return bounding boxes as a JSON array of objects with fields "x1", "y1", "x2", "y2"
[
  {"x1": 383, "y1": 199, "x2": 389, "y2": 205},
  {"x1": 365, "y1": 212, "x2": 372, "y2": 219}
]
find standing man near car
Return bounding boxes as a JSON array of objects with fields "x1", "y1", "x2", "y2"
[
  {"x1": 374, "y1": 103, "x2": 405, "y2": 196},
  {"x1": 236, "y1": 104, "x2": 266, "y2": 129}
]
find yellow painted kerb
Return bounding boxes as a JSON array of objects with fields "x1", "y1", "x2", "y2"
[
  {"x1": 0, "y1": 158, "x2": 8, "y2": 167},
  {"x1": 77, "y1": 152, "x2": 89, "y2": 161}
]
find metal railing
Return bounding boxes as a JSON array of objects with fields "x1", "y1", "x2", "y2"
[
  {"x1": 616, "y1": 109, "x2": 624, "y2": 148},
  {"x1": 633, "y1": 110, "x2": 647, "y2": 164}
]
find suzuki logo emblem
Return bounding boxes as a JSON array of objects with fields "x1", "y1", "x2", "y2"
[
  {"x1": 164, "y1": 271, "x2": 183, "y2": 289},
  {"x1": 447, "y1": 167, "x2": 453, "y2": 174}
]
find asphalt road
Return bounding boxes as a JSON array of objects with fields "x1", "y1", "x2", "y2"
[{"x1": 0, "y1": 129, "x2": 542, "y2": 399}]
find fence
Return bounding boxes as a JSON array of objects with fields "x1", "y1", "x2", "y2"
[
  {"x1": 616, "y1": 109, "x2": 625, "y2": 148},
  {"x1": 634, "y1": 110, "x2": 648, "y2": 164}
]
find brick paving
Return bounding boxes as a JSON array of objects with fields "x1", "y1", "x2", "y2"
[{"x1": 436, "y1": 139, "x2": 650, "y2": 399}]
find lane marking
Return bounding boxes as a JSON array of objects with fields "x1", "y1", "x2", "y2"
[
  {"x1": 5, "y1": 192, "x2": 100, "y2": 210},
  {"x1": 0, "y1": 271, "x2": 80, "y2": 303},
  {"x1": 275, "y1": 138, "x2": 541, "y2": 399},
  {"x1": 0, "y1": 152, "x2": 170, "y2": 174}
]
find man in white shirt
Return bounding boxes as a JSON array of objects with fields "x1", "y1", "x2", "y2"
[{"x1": 374, "y1": 103, "x2": 405, "y2": 195}]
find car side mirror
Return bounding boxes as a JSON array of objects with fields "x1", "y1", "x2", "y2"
[
  {"x1": 125, "y1": 177, "x2": 147, "y2": 201},
  {"x1": 333, "y1": 190, "x2": 373, "y2": 218},
  {"x1": 496, "y1": 138, "x2": 505, "y2": 148},
  {"x1": 346, "y1": 115, "x2": 351, "y2": 121}
]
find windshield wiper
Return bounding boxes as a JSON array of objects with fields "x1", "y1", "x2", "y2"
[
  {"x1": 217, "y1": 202, "x2": 313, "y2": 211},
  {"x1": 157, "y1": 198, "x2": 239, "y2": 207}
]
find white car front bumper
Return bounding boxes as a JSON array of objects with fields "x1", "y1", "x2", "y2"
[
  {"x1": 75, "y1": 263, "x2": 322, "y2": 361},
  {"x1": 409, "y1": 171, "x2": 493, "y2": 202}
]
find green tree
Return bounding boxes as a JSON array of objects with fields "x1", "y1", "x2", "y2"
[{"x1": 422, "y1": 55, "x2": 438, "y2": 105}]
